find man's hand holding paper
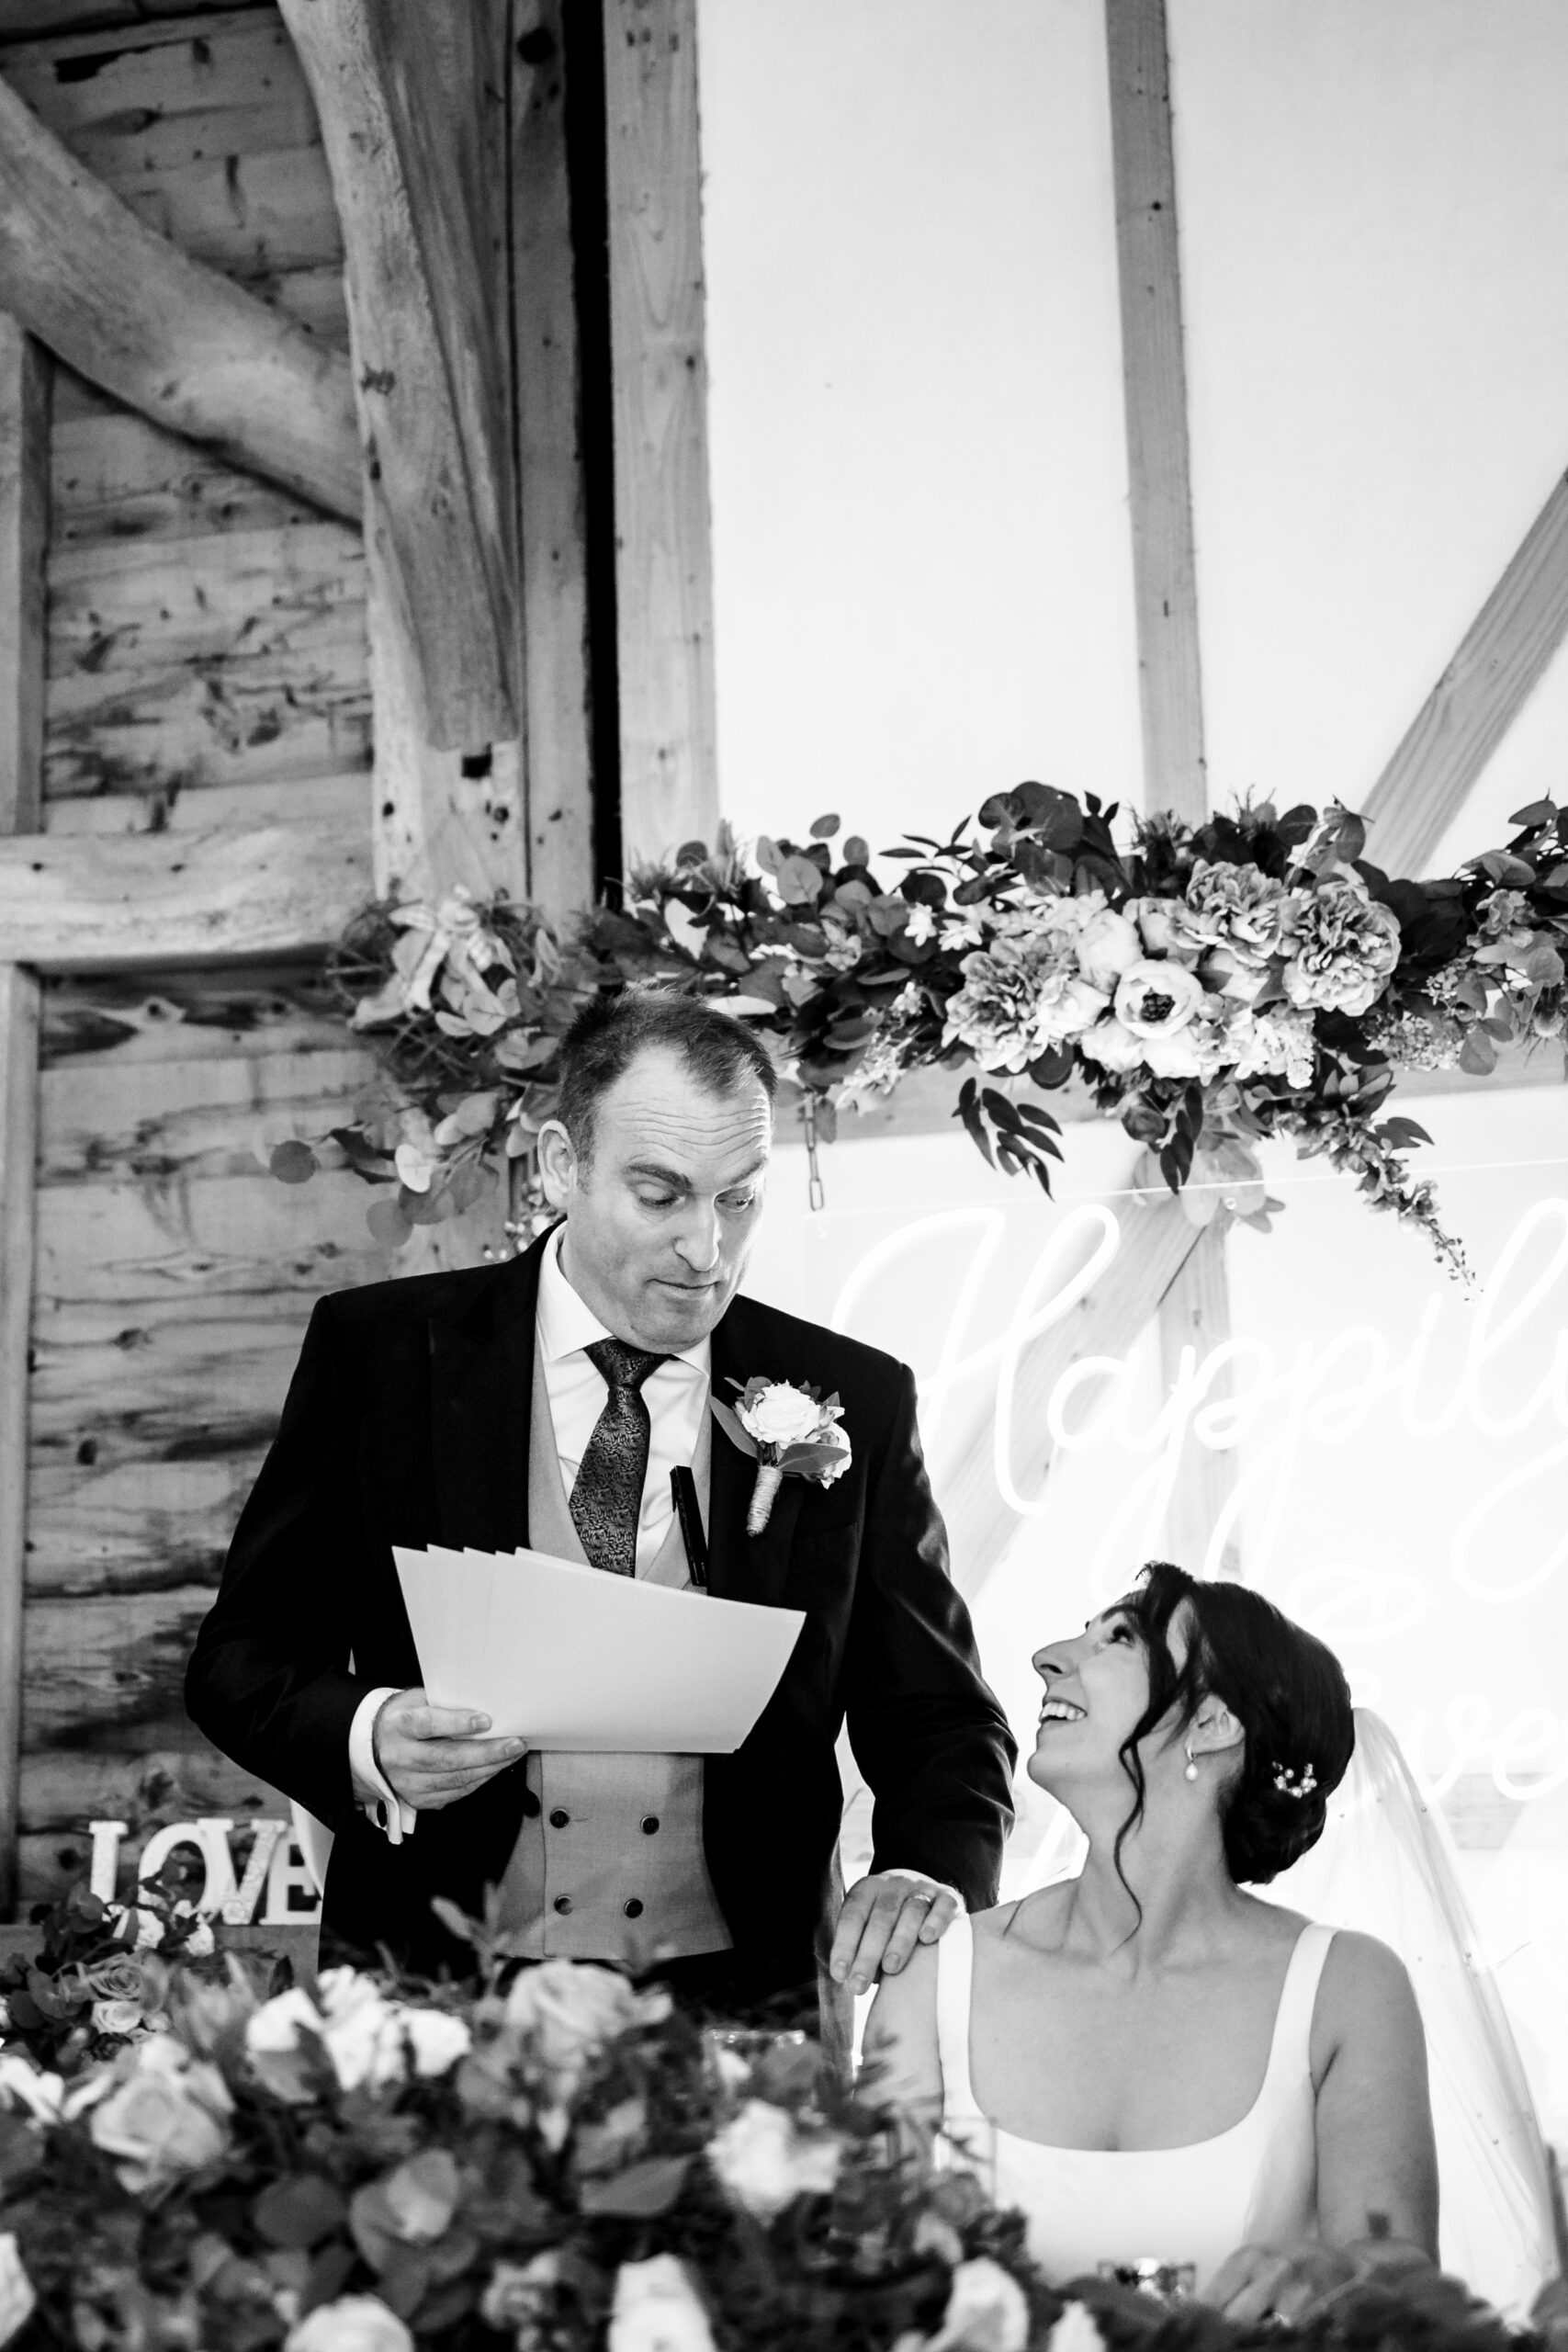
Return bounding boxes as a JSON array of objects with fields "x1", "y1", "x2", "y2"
[{"x1": 371, "y1": 1689, "x2": 526, "y2": 1815}]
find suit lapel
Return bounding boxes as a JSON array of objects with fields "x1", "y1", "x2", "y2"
[
  {"x1": 428, "y1": 1230, "x2": 550, "y2": 1552},
  {"x1": 706, "y1": 1301, "x2": 802, "y2": 1606}
]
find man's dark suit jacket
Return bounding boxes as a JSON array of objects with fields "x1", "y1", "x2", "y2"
[{"x1": 186, "y1": 1229, "x2": 1017, "y2": 1984}]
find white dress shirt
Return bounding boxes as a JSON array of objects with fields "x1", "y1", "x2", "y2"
[{"x1": 348, "y1": 1229, "x2": 712, "y2": 1838}]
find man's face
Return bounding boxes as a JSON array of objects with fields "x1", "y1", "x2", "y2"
[{"x1": 542, "y1": 1045, "x2": 774, "y2": 1351}]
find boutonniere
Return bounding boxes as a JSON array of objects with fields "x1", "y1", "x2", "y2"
[{"x1": 710, "y1": 1377, "x2": 852, "y2": 1534}]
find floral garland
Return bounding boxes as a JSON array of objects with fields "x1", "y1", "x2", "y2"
[
  {"x1": 274, "y1": 790, "x2": 1568, "y2": 1279},
  {"x1": 0, "y1": 1911, "x2": 1551, "y2": 2352}
]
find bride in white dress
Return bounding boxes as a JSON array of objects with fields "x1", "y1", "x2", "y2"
[{"x1": 863, "y1": 1561, "x2": 1440, "y2": 2314}]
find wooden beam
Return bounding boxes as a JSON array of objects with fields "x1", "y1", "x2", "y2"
[
  {"x1": 513, "y1": 0, "x2": 596, "y2": 917},
  {"x1": 0, "y1": 817, "x2": 370, "y2": 971},
  {"x1": 1363, "y1": 468, "x2": 1568, "y2": 876},
  {"x1": 277, "y1": 0, "x2": 520, "y2": 754},
  {"x1": 1105, "y1": 0, "x2": 1206, "y2": 824},
  {"x1": 1156, "y1": 1223, "x2": 1237, "y2": 1574},
  {"x1": 604, "y1": 0, "x2": 720, "y2": 863},
  {"x1": 0, "y1": 67, "x2": 358, "y2": 521},
  {"x1": 941, "y1": 1193, "x2": 1207, "y2": 1597},
  {"x1": 0, "y1": 961, "x2": 37, "y2": 1916},
  {"x1": 0, "y1": 318, "x2": 47, "y2": 836}
]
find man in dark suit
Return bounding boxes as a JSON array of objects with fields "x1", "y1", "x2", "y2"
[{"x1": 186, "y1": 992, "x2": 1015, "y2": 2004}]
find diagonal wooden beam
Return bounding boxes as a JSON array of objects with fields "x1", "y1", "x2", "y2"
[
  {"x1": 0, "y1": 818, "x2": 370, "y2": 972},
  {"x1": 0, "y1": 66, "x2": 358, "y2": 521},
  {"x1": 1363, "y1": 468, "x2": 1568, "y2": 876},
  {"x1": 1105, "y1": 0, "x2": 1206, "y2": 824},
  {"x1": 278, "y1": 0, "x2": 520, "y2": 756}
]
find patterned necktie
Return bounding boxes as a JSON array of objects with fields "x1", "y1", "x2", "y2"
[{"x1": 569, "y1": 1338, "x2": 669, "y2": 1577}]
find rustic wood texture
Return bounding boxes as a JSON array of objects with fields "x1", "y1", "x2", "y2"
[
  {"x1": 512, "y1": 0, "x2": 595, "y2": 916},
  {"x1": 1363, "y1": 468, "x2": 1568, "y2": 876},
  {"x1": 0, "y1": 62, "x2": 359, "y2": 517},
  {"x1": 0, "y1": 318, "x2": 48, "y2": 832},
  {"x1": 1156, "y1": 1220, "x2": 1238, "y2": 1573},
  {"x1": 278, "y1": 0, "x2": 518, "y2": 753},
  {"x1": 0, "y1": 2, "x2": 257, "y2": 40},
  {"x1": 604, "y1": 0, "x2": 719, "y2": 863},
  {"x1": 0, "y1": 813, "x2": 369, "y2": 967},
  {"x1": 941, "y1": 1193, "x2": 1206, "y2": 1598},
  {"x1": 16, "y1": 962, "x2": 393, "y2": 1900},
  {"x1": 0, "y1": 961, "x2": 39, "y2": 1912},
  {"x1": 1105, "y1": 0, "x2": 1207, "y2": 824}
]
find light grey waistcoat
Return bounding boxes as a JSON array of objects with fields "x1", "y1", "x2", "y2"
[{"x1": 493, "y1": 1335, "x2": 733, "y2": 1963}]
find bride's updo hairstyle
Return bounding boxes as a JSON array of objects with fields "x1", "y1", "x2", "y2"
[{"x1": 1115, "y1": 1560, "x2": 1355, "y2": 1886}]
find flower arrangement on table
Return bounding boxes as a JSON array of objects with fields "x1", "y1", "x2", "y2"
[
  {"x1": 275, "y1": 788, "x2": 1568, "y2": 1279},
  {"x1": 0, "y1": 1909, "x2": 1541, "y2": 2352}
]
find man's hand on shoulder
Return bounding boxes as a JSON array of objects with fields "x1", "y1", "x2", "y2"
[
  {"x1": 373, "y1": 1689, "x2": 527, "y2": 1813},
  {"x1": 829, "y1": 1871, "x2": 960, "y2": 1996}
]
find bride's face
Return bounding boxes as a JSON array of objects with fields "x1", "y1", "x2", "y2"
[{"x1": 1027, "y1": 1600, "x2": 1190, "y2": 1794}]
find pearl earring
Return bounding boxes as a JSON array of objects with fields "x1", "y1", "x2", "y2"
[{"x1": 1183, "y1": 1741, "x2": 1199, "y2": 1782}]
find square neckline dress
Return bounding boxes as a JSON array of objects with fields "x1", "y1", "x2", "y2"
[{"x1": 935, "y1": 1913, "x2": 1336, "y2": 2290}]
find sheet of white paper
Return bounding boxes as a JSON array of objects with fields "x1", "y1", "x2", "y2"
[{"x1": 393, "y1": 1544, "x2": 803, "y2": 1751}]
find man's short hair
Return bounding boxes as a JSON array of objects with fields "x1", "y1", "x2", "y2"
[{"x1": 555, "y1": 989, "x2": 777, "y2": 1161}]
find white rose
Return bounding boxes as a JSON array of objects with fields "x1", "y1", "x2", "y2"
[
  {"x1": 1074, "y1": 905, "x2": 1143, "y2": 991},
  {"x1": 1077, "y1": 1016, "x2": 1146, "y2": 1075},
  {"x1": 0, "y1": 2233, "x2": 36, "y2": 2349},
  {"x1": 931, "y1": 2256, "x2": 1031, "y2": 2352},
  {"x1": 736, "y1": 1383, "x2": 825, "y2": 1449},
  {"x1": 392, "y1": 2006, "x2": 471, "y2": 2079},
  {"x1": 706, "y1": 2098, "x2": 841, "y2": 2221},
  {"x1": 245, "y1": 1984, "x2": 324, "y2": 2103},
  {"x1": 89, "y1": 2034, "x2": 231, "y2": 2190},
  {"x1": 0, "y1": 2053, "x2": 65, "y2": 2123},
  {"x1": 504, "y1": 1961, "x2": 669, "y2": 2092},
  {"x1": 183, "y1": 1919, "x2": 216, "y2": 1960},
  {"x1": 813, "y1": 1420, "x2": 852, "y2": 1487},
  {"x1": 1045, "y1": 2301, "x2": 1107, "y2": 2352},
  {"x1": 284, "y1": 2293, "x2": 415, "y2": 2352},
  {"x1": 1112, "y1": 958, "x2": 1207, "y2": 1037},
  {"x1": 91, "y1": 1999, "x2": 145, "y2": 2038},
  {"x1": 608, "y1": 2255, "x2": 716, "y2": 2352},
  {"x1": 315, "y1": 1969, "x2": 403, "y2": 2092}
]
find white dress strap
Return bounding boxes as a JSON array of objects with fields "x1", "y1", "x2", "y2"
[
  {"x1": 1260, "y1": 1922, "x2": 1337, "y2": 2092},
  {"x1": 935, "y1": 1910, "x2": 983, "y2": 2122}
]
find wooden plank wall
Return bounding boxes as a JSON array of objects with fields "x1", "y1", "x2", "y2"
[
  {"x1": 6, "y1": 6, "x2": 371, "y2": 839},
  {"x1": 0, "y1": 5, "x2": 384, "y2": 1905}
]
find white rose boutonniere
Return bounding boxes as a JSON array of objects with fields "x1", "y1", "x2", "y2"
[{"x1": 712, "y1": 1377, "x2": 852, "y2": 1534}]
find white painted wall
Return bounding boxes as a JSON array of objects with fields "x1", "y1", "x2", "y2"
[{"x1": 698, "y1": 0, "x2": 1568, "y2": 2156}]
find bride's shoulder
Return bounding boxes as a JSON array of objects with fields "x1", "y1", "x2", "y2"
[{"x1": 1307, "y1": 1925, "x2": 1425, "y2": 2071}]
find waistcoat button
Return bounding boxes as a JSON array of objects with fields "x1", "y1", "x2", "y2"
[
  {"x1": 640, "y1": 1815, "x2": 660, "y2": 1835},
  {"x1": 553, "y1": 1894, "x2": 572, "y2": 1915},
  {"x1": 624, "y1": 1899, "x2": 643, "y2": 1918},
  {"x1": 548, "y1": 1808, "x2": 570, "y2": 1828}
]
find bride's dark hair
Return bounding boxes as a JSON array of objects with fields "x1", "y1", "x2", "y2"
[{"x1": 1112, "y1": 1560, "x2": 1355, "y2": 1889}]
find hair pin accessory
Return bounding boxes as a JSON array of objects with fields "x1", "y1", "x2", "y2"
[{"x1": 1272, "y1": 1761, "x2": 1318, "y2": 1800}]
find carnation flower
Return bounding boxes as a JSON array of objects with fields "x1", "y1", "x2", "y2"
[
  {"x1": 706, "y1": 2097, "x2": 841, "y2": 2220},
  {"x1": 1230, "y1": 1004, "x2": 1317, "y2": 1090},
  {"x1": 0, "y1": 2234, "x2": 35, "y2": 2351},
  {"x1": 89, "y1": 2033, "x2": 231, "y2": 2191},
  {"x1": 1112, "y1": 958, "x2": 1207, "y2": 1038},
  {"x1": 1170, "y1": 859, "x2": 1290, "y2": 965},
  {"x1": 929, "y1": 2256, "x2": 1031, "y2": 2351},
  {"x1": 285, "y1": 2294, "x2": 414, "y2": 2352},
  {"x1": 608, "y1": 2255, "x2": 716, "y2": 2352},
  {"x1": 1281, "y1": 874, "x2": 1400, "y2": 1014},
  {"x1": 942, "y1": 933, "x2": 1107, "y2": 1072}
]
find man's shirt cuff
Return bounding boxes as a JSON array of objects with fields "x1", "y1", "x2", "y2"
[{"x1": 348, "y1": 1686, "x2": 416, "y2": 1843}]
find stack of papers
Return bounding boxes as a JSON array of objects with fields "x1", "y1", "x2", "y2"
[{"x1": 392, "y1": 1544, "x2": 804, "y2": 1753}]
